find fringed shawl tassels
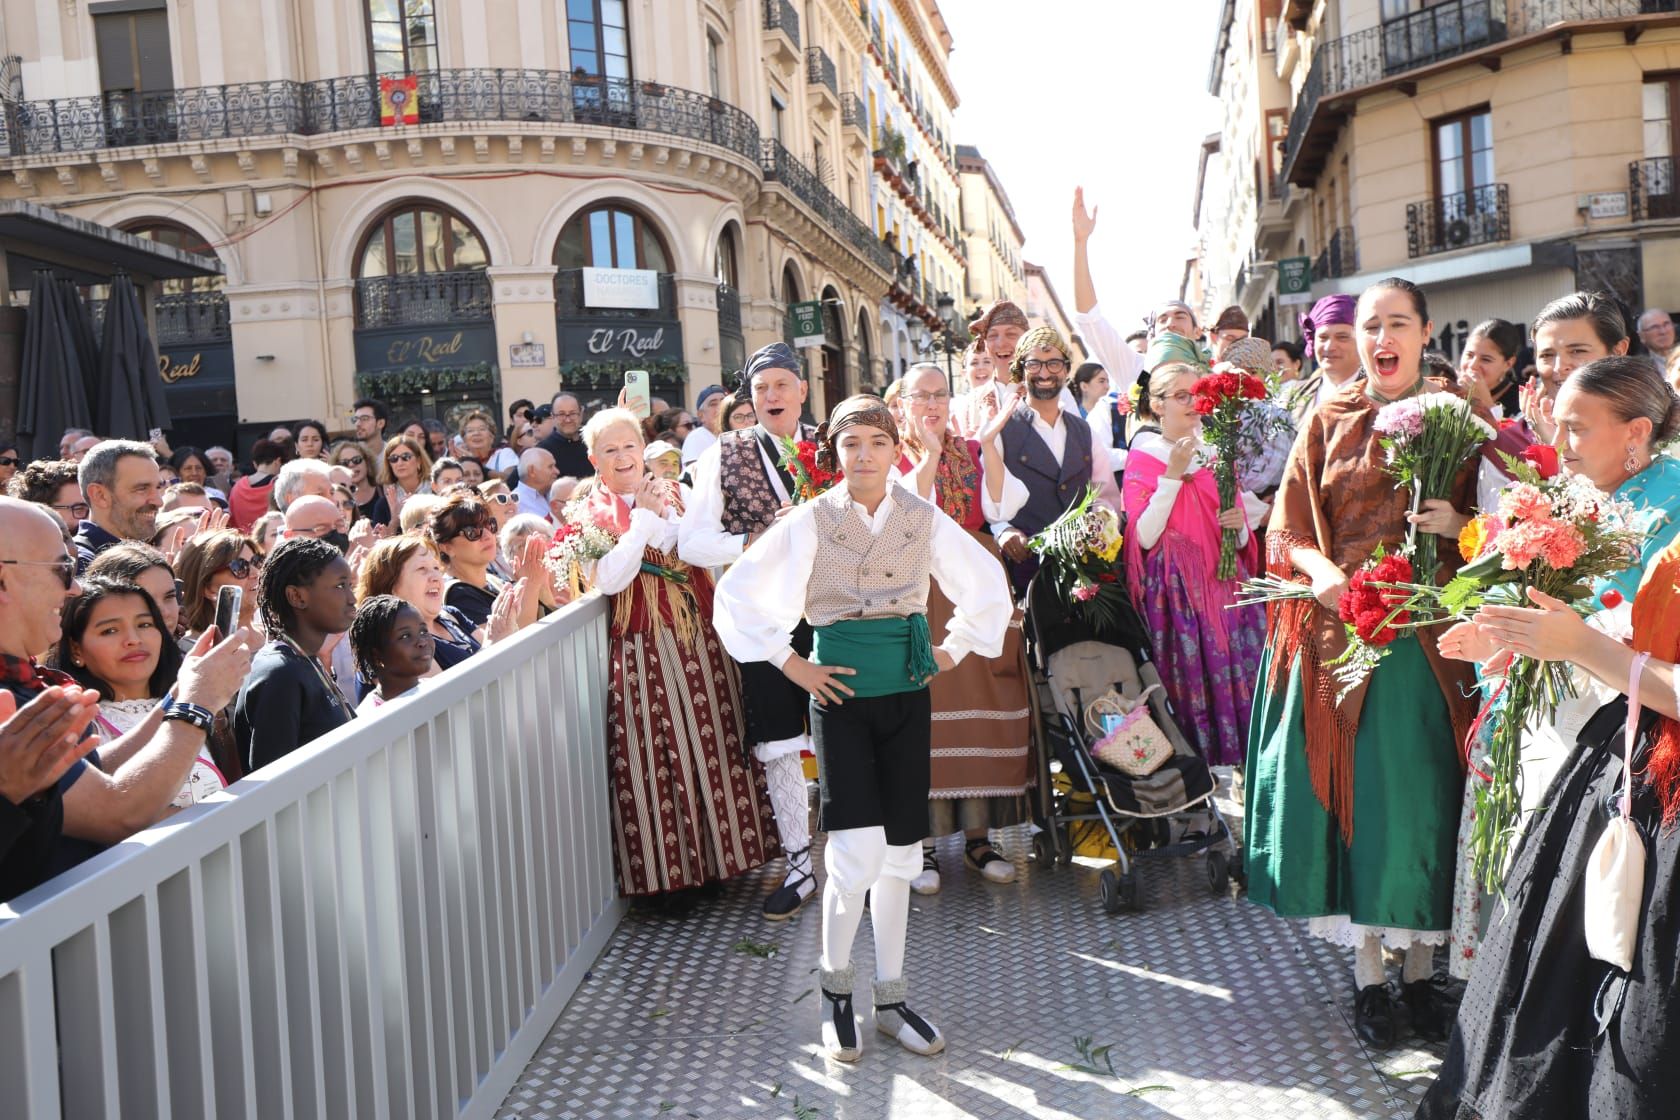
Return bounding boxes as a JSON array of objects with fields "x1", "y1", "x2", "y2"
[{"x1": 587, "y1": 484, "x2": 711, "y2": 645}]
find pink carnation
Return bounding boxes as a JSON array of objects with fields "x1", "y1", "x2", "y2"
[
  {"x1": 1494, "y1": 517, "x2": 1585, "y2": 571},
  {"x1": 1497, "y1": 482, "x2": 1552, "y2": 523},
  {"x1": 1374, "y1": 399, "x2": 1425, "y2": 439},
  {"x1": 1073, "y1": 583, "x2": 1099, "y2": 602}
]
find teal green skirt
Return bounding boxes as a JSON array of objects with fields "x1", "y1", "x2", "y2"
[{"x1": 1243, "y1": 634, "x2": 1463, "y2": 931}]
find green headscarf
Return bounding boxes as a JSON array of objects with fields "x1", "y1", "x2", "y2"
[{"x1": 1146, "y1": 332, "x2": 1211, "y2": 374}]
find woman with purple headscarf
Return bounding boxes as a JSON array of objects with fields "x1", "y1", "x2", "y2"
[{"x1": 1280, "y1": 294, "x2": 1363, "y2": 425}]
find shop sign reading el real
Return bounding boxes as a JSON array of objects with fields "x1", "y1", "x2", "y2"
[{"x1": 352, "y1": 323, "x2": 498, "y2": 371}]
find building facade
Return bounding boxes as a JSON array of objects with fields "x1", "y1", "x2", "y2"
[
  {"x1": 0, "y1": 0, "x2": 916, "y2": 450},
  {"x1": 956, "y1": 143, "x2": 1027, "y2": 323},
  {"x1": 1022, "y1": 260, "x2": 1083, "y2": 359},
  {"x1": 1199, "y1": 0, "x2": 1680, "y2": 357}
]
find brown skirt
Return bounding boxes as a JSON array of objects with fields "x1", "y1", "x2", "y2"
[{"x1": 926, "y1": 533, "x2": 1033, "y2": 833}]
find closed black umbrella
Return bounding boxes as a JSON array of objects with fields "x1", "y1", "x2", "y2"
[
  {"x1": 59, "y1": 277, "x2": 101, "y2": 412},
  {"x1": 16, "y1": 269, "x2": 93, "y2": 461},
  {"x1": 95, "y1": 272, "x2": 172, "y2": 441}
]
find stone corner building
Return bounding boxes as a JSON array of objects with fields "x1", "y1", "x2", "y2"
[{"x1": 0, "y1": 0, "x2": 984, "y2": 449}]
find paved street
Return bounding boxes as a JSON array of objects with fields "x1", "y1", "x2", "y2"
[{"x1": 497, "y1": 782, "x2": 1449, "y2": 1120}]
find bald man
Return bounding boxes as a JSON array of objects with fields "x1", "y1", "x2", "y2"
[
  {"x1": 282, "y1": 494, "x2": 346, "y2": 548},
  {"x1": 0, "y1": 498, "x2": 256, "y2": 896}
]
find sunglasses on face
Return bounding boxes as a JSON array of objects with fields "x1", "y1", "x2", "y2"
[
  {"x1": 221, "y1": 555, "x2": 264, "y2": 579},
  {"x1": 341, "y1": 455, "x2": 365, "y2": 468},
  {"x1": 485, "y1": 492, "x2": 514, "y2": 505},
  {"x1": 388, "y1": 452, "x2": 416, "y2": 465},
  {"x1": 0, "y1": 456, "x2": 17, "y2": 468},
  {"x1": 445, "y1": 522, "x2": 492, "y2": 542},
  {"x1": 1, "y1": 555, "x2": 75, "y2": 590}
]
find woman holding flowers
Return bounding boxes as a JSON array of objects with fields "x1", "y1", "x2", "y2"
[
  {"x1": 1123, "y1": 358, "x2": 1267, "y2": 767},
  {"x1": 564, "y1": 407, "x2": 779, "y2": 902},
  {"x1": 1441, "y1": 354, "x2": 1680, "y2": 977},
  {"x1": 1245, "y1": 277, "x2": 1482, "y2": 1051},
  {"x1": 897, "y1": 362, "x2": 1034, "y2": 892}
]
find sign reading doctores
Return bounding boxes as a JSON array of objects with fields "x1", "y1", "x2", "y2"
[{"x1": 582, "y1": 267, "x2": 661, "y2": 311}]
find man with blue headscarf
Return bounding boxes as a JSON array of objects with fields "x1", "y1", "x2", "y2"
[{"x1": 680, "y1": 341, "x2": 822, "y2": 920}]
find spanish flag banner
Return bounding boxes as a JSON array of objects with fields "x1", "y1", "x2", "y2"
[{"x1": 379, "y1": 75, "x2": 418, "y2": 126}]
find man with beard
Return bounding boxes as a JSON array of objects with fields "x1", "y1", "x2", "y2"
[
  {"x1": 679, "y1": 342, "x2": 821, "y2": 920},
  {"x1": 74, "y1": 441, "x2": 163, "y2": 573},
  {"x1": 992, "y1": 326, "x2": 1122, "y2": 595},
  {"x1": 967, "y1": 299, "x2": 1080, "y2": 422}
]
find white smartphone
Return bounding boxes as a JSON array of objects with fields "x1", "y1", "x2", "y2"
[{"x1": 623, "y1": 369, "x2": 651, "y2": 419}]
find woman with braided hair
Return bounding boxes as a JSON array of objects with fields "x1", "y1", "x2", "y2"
[
  {"x1": 232, "y1": 537, "x2": 358, "y2": 773},
  {"x1": 715, "y1": 395, "x2": 1011, "y2": 1063},
  {"x1": 896, "y1": 361, "x2": 1034, "y2": 892},
  {"x1": 349, "y1": 595, "x2": 435, "y2": 712}
]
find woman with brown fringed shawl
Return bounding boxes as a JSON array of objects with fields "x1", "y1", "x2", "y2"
[{"x1": 1244, "y1": 278, "x2": 1482, "y2": 1053}]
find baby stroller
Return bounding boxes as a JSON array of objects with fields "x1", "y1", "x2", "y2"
[{"x1": 1023, "y1": 570, "x2": 1243, "y2": 915}]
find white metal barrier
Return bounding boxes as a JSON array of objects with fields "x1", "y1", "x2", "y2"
[{"x1": 0, "y1": 595, "x2": 623, "y2": 1120}]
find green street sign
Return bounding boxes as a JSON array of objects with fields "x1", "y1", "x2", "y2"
[
  {"x1": 1277, "y1": 256, "x2": 1313, "y2": 305},
  {"x1": 789, "y1": 300, "x2": 826, "y2": 348}
]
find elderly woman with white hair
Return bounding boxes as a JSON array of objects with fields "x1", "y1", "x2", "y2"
[
  {"x1": 499, "y1": 512, "x2": 568, "y2": 615},
  {"x1": 561, "y1": 406, "x2": 778, "y2": 904}
]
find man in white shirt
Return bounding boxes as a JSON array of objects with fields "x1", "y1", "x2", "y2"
[
  {"x1": 513, "y1": 448, "x2": 558, "y2": 522},
  {"x1": 1279, "y1": 293, "x2": 1363, "y2": 424},
  {"x1": 1638, "y1": 307, "x2": 1677, "y2": 380},
  {"x1": 681, "y1": 384, "x2": 727, "y2": 467},
  {"x1": 991, "y1": 325, "x2": 1124, "y2": 596},
  {"x1": 679, "y1": 342, "x2": 822, "y2": 921}
]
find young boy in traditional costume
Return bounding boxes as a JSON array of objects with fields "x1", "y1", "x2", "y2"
[{"x1": 713, "y1": 396, "x2": 1011, "y2": 1061}]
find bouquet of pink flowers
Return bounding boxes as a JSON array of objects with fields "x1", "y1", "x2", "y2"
[
  {"x1": 1372, "y1": 391, "x2": 1496, "y2": 583},
  {"x1": 1411, "y1": 452, "x2": 1641, "y2": 887}
]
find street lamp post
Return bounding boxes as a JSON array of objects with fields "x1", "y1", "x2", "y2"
[{"x1": 935, "y1": 292, "x2": 959, "y2": 395}]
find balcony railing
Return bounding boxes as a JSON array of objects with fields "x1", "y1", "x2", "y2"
[
  {"x1": 554, "y1": 268, "x2": 676, "y2": 320},
  {"x1": 156, "y1": 290, "x2": 231, "y2": 345},
  {"x1": 841, "y1": 92, "x2": 867, "y2": 130},
  {"x1": 763, "y1": 0, "x2": 801, "y2": 47},
  {"x1": 806, "y1": 47, "x2": 837, "y2": 96},
  {"x1": 1406, "y1": 183, "x2": 1510, "y2": 257},
  {"x1": 1512, "y1": 0, "x2": 1680, "y2": 36},
  {"x1": 1383, "y1": 0, "x2": 1506, "y2": 72},
  {"x1": 716, "y1": 282, "x2": 743, "y2": 337},
  {"x1": 1631, "y1": 155, "x2": 1678, "y2": 221},
  {"x1": 762, "y1": 139, "x2": 895, "y2": 273},
  {"x1": 1312, "y1": 227, "x2": 1360, "y2": 280},
  {"x1": 0, "y1": 70, "x2": 762, "y2": 165},
  {"x1": 355, "y1": 270, "x2": 493, "y2": 328}
]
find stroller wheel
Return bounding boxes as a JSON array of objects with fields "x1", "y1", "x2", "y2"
[
  {"x1": 1032, "y1": 830, "x2": 1055, "y2": 868},
  {"x1": 1099, "y1": 868, "x2": 1123, "y2": 914},
  {"x1": 1207, "y1": 849, "x2": 1230, "y2": 894}
]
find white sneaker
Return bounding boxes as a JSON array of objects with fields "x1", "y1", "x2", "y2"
[{"x1": 911, "y1": 846, "x2": 941, "y2": 895}]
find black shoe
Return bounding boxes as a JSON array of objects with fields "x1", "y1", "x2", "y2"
[
  {"x1": 762, "y1": 846, "x2": 816, "y2": 921},
  {"x1": 1404, "y1": 979, "x2": 1453, "y2": 1044},
  {"x1": 1354, "y1": 983, "x2": 1398, "y2": 1050}
]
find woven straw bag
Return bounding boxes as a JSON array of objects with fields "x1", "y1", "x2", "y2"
[{"x1": 1084, "y1": 686, "x2": 1173, "y2": 778}]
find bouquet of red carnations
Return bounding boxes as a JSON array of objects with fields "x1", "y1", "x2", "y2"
[
  {"x1": 776, "y1": 436, "x2": 842, "y2": 503},
  {"x1": 1192, "y1": 363, "x2": 1270, "y2": 579}
]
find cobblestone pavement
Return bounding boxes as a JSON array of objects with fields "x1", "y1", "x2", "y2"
[{"x1": 497, "y1": 781, "x2": 1449, "y2": 1120}]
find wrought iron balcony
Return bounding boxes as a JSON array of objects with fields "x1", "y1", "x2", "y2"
[
  {"x1": 1631, "y1": 155, "x2": 1678, "y2": 221},
  {"x1": 841, "y1": 93, "x2": 867, "y2": 132},
  {"x1": 553, "y1": 267, "x2": 676, "y2": 321},
  {"x1": 806, "y1": 47, "x2": 837, "y2": 96},
  {"x1": 1512, "y1": 0, "x2": 1680, "y2": 35},
  {"x1": 760, "y1": 139, "x2": 894, "y2": 274},
  {"x1": 1312, "y1": 227, "x2": 1360, "y2": 280},
  {"x1": 1382, "y1": 0, "x2": 1506, "y2": 72},
  {"x1": 1406, "y1": 183, "x2": 1510, "y2": 258},
  {"x1": 156, "y1": 291, "x2": 231, "y2": 345},
  {"x1": 716, "y1": 282, "x2": 743, "y2": 337},
  {"x1": 0, "y1": 70, "x2": 762, "y2": 166},
  {"x1": 763, "y1": 0, "x2": 801, "y2": 48},
  {"x1": 355, "y1": 270, "x2": 493, "y2": 328}
]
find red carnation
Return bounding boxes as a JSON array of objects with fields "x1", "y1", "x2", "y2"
[
  {"x1": 1242, "y1": 375, "x2": 1268, "y2": 400},
  {"x1": 1601, "y1": 589, "x2": 1624, "y2": 609},
  {"x1": 1193, "y1": 396, "x2": 1216, "y2": 415},
  {"x1": 1521, "y1": 443, "x2": 1561, "y2": 479}
]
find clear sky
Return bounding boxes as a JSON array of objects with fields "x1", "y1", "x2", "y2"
[{"x1": 943, "y1": 0, "x2": 1225, "y2": 330}]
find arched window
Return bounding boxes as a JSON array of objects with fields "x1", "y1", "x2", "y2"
[
  {"x1": 554, "y1": 203, "x2": 670, "y2": 272},
  {"x1": 356, "y1": 203, "x2": 489, "y2": 278},
  {"x1": 714, "y1": 224, "x2": 739, "y2": 288},
  {"x1": 365, "y1": 0, "x2": 438, "y2": 75},
  {"x1": 122, "y1": 220, "x2": 224, "y2": 293}
]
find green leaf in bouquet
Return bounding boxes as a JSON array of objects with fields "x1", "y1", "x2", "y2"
[{"x1": 1455, "y1": 547, "x2": 1508, "y2": 583}]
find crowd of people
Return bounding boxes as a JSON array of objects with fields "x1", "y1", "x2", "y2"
[{"x1": 3, "y1": 183, "x2": 1680, "y2": 1110}]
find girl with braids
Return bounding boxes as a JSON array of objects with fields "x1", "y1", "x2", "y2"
[
  {"x1": 233, "y1": 537, "x2": 359, "y2": 773},
  {"x1": 348, "y1": 595, "x2": 434, "y2": 712},
  {"x1": 896, "y1": 361, "x2": 1034, "y2": 892}
]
